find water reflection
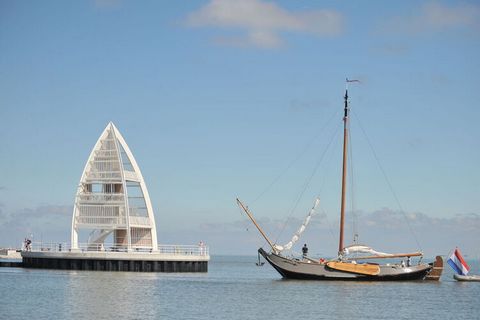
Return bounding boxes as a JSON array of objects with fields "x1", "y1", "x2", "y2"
[
  {"x1": 65, "y1": 272, "x2": 160, "y2": 319},
  {"x1": 0, "y1": 257, "x2": 478, "y2": 320}
]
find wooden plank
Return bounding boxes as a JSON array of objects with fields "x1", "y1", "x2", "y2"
[{"x1": 327, "y1": 261, "x2": 380, "y2": 276}]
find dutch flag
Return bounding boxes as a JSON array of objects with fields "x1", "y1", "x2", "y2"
[{"x1": 447, "y1": 248, "x2": 470, "y2": 275}]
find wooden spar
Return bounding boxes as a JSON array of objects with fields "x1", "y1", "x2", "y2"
[
  {"x1": 338, "y1": 88, "x2": 349, "y2": 254},
  {"x1": 236, "y1": 198, "x2": 276, "y2": 252},
  {"x1": 344, "y1": 252, "x2": 423, "y2": 260}
]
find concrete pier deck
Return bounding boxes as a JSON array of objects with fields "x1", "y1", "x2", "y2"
[{"x1": 20, "y1": 243, "x2": 209, "y2": 272}]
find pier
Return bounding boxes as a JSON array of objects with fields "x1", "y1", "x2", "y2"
[
  {"x1": 21, "y1": 243, "x2": 208, "y2": 272},
  {"x1": 11, "y1": 122, "x2": 210, "y2": 272}
]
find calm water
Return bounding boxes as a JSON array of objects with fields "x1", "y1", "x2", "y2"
[{"x1": 1, "y1": 256, "x2": 479, "y2": 320}]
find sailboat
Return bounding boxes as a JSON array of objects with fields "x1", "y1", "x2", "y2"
[{"x1": 237, "y1": 80, "x2": 443, "y2": 281}]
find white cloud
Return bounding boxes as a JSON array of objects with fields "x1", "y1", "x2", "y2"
[
  {"x1": 0, "y1": 205, "x2": 71, "y2": 247},
  {"x1": 177, "y1": 208, "x2": 480, "y2": 256},
  {"x1": 3, "y1": 202, "x2": 478, "y2": 257},
  {"x1": 185, "y1": 0, "x2": 344, "y2": 48},
  {"x1": 386, "y1": 1, "x2": 480, "y2": 34},
  {"x1": 422, "y1": 1, "x2": 479, "y2": 29}
]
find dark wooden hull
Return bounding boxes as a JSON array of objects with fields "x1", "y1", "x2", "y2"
[{"x1": 259, "y1": 248, "x2": 433, "y2": 281}]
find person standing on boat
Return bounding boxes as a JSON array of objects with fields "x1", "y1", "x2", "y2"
[
  {"x1": 407, "y1": 256, "x2": 411, "y2": 267},
  {"x1": 302, "y1": 244, "x2": 308, "y2": 258}
]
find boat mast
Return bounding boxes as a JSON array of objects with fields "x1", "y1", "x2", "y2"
[{"x1": 338, "y1": 81, "x2": 349, "y2": 254}]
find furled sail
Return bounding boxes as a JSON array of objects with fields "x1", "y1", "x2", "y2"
[
  {"x1": 341, "y1": 245, "x2": 392, "y2": 257},
  {"x1": 274, "y1": 198, "x2": 320, "y2": 252}
]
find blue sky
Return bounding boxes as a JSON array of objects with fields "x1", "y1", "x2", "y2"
[{"x1": 1, "y1": 0, "x2": 479, "y2": 256}]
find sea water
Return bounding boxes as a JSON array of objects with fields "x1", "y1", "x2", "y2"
[{"x1": 0, "y1": 256, "x2": 479, "y2": 320}]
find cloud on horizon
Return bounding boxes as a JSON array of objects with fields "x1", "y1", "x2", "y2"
[
  {"x1": 185, "y1": 0, "x2": 344, "y2": 48},
  {"x1": 383, "y1": 1, "x2": 480, "y2": 34},
  {"x1": 0, "y1": 204, "x2": 71, "y2": 246},
  {"x1": 183, "y1": 208, "x2": 480, "y2": 256},
  {"x1": 2, "y1": 203, "x2": 478, "y2": 258}
]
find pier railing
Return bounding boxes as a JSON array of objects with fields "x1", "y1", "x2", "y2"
[{"x1": 23, "y1": 242, "x2": 209, "y2": 257}]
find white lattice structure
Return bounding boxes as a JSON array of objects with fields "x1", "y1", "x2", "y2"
[{"x1": 71, "y1": 122, "x2": 158, "y2": 252}]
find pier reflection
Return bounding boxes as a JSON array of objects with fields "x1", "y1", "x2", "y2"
[{"x1": 65, "y1": 271, "x2": 161, "y2": 319}]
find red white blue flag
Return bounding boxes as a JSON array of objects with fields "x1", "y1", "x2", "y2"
[{"x1": 447, "y1": 248, "x2": 470, "y2": 275}]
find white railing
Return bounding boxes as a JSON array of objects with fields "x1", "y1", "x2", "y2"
[
  {"x1": 85, "y1": 172, "x2": 122, "y2": 181},
  {"x1": 22, "y1": 242, "x2": 209, "y2": 257},
  {"x1": 129, "y1": 216, "x2": 150, "y2": 226},
  {"x1": 124, "y1": 170, "x2": 139, "y2": 181},
  {"x1": 76, "y1": 216, "x2": 127, "y2": 226},
  {"x1": 77, "y1": 194, "x2": 125, "y2": 202}
]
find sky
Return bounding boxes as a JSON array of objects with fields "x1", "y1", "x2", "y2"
[{"x1": 0, "y1": 0, "x2": 479, "y2": 257}]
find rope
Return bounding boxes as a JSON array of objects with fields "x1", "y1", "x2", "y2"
[
  {"x1": 251, "y1": 108, "x2": 340, "y2": 204},
  {"x1": 321, "y1": 207, "x2": 337, "y2": 244},
  {"x1": 238, "y1": 204, "x2": 267, "y2": 249},
  {"x1": 274, "y1": 121, "x2": 342, "y2": 243},
  {"x1": 352, "y1": 110, "x2": 422, "y2": 251}
]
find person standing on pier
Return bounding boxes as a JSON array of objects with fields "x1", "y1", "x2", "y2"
[
  {"x1": 24, "y1": 238, "x2": 31, "y2": 251},
  {"x1": 198, "y1": 241, "x2": 205, "y2": 255}
]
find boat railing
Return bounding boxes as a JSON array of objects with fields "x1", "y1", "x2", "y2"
[{"x1": 22, "y1": 242, "x2": 209, "y2": 257}]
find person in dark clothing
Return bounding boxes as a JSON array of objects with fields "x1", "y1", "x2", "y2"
[{"x1": 302, "y1": 244, "x2": 308, "y2": 258}]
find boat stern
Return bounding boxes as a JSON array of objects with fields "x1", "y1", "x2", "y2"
[{"x1": 425, "y1": 256, "x2": 444, "y2": 281}]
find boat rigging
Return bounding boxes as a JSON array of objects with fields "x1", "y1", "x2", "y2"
[{"x1": 236, "y1": 79, "x2": 444, "y2": 281}]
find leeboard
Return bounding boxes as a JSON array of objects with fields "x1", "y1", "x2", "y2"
[
  {"x1": 327, "y1": 261, "x2": 380, "y2": 276},
  {"x1": 425, "y1": 256, "x2": 443, "y2": 281}
]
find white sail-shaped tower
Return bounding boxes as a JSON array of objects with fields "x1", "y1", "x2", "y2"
[
  {"x1": 71, "y1": 122, "x2": 158, "y2": 252},
  {"x1": 22, "y1": 122, "x2": 208, "y2": 272}
]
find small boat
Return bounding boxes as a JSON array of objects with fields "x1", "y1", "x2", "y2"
[
  {"x1": 448, "y1": 248, "x2": 479, "y2": 282},
  {"x1": 454, "y1": 274, "x2": 480, "y2": 282},
  {"x1": 237, "y1": 80, "x2": 443, "y2": 281}
]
